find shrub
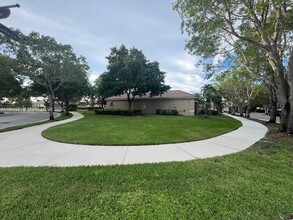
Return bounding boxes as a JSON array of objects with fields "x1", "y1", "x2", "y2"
[
  {"x1": 156, "y1": 109, "x2": 179, "y2": 116},
  {"x1": 68, "y1": 104, "x2": 78, "y2": 111},
  {"x1": 210, "y1": 110, "x2": 218, "y2": 115},
  {"x1": 161, "y1": 109, "x2": 169, "y2": 115},
  {"x1": 133, "y1": 110, "x2": 142, "y2": 115},
  {"x1": 170, "y1": 109, "x2": 179, "y2": 115},
  {"x1": 95, "y1": 109, "x2": 142, "y2": 116}
]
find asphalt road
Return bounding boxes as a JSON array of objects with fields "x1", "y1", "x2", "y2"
[
  {"x1": 0, "y1": 111, "x2": 59, "y2": 129},
  {"x1": 249, "y1": 112, "x2": 280, "y2": 124}
]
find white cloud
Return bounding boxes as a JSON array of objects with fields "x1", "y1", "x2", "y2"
[{"x1": 2, "y1": 0, "x2": 209, "y2": 94}]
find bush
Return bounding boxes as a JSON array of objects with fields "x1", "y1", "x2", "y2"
[
  {"x1": 68, "y1": 104, "x2": 78, "y2": 111},
  {"x1": 170, "y1": 109, "x2": 179, "y2": 115},
  {"x1": 133, "y1": 110, "x2": 142, "y2": 115},
  {"x1": 210, "y1": 110, "x2": 218, "y2": 115},
  {"x1": 95, "y1": 109, "x2": 142, "y2": 116},
  {"x1": 156, "y1": 109, "x2": 179, "y2": 116},
  {"x1": 161, "y1": 109, "x2": 169, "y2": 115}
]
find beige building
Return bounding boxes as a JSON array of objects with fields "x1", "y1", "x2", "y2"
[{"x1": 105, "y1": 90, "x2": 196, "y2": 116}]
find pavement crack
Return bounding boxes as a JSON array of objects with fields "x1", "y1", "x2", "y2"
[{"x1": 42, "y1": 145, "x2": 81, "y2": 166}]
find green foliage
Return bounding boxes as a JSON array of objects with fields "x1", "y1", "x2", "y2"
[
  {"x1": 215, "y1": 68, "x2": 260, "y2": 108},
  {"x1": 174, "y1": 0, "x2": 293, "y2": 133},
  {"x1": 201, "y1": 84, "x2": 222, "y2": 115},
  {"x1": 15, "y1": 31, "x2": 89, "y2": 120},
  {"x1": 42, "y1": 111, "x2": 241, "y2": 145},
  {"x1": 94, "y1": 109, "x2": 142, "y2": 116},
  {"x1": 0, "y1": 55, "x2": 22, "y2": 100},
  {"x1": 156, "y1": 109, "x2": 179, "y2": 115},
  {"x1": 98, "y1": 45, "x2": 170, "y2": 109}
]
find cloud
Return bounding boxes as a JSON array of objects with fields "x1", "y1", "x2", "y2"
[
  {"x1": 2, "y1": 0, "x2": 208, "y2": 94},
  {"x1": 162, "y1": 54, "x2": 206, "y2": 93}
]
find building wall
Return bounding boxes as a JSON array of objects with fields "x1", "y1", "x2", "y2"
[{"x1": 106, "y1": 99, "x2": 195, "y2": 116}]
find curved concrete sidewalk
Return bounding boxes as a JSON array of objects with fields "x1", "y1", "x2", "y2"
[{"x1": 0, "y1": 112, "x2": 268, "y2": 167}]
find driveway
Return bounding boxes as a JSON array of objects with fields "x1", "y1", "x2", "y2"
[
  {"x1": 0, "y1": 111, "x2": 60, "y2": 129},
  {"x1": 249, "y1": 112, "x2": 280, "y2": 124},
  {"x1": 0, "y1": 112, "x2": 268, "y2": 167}
]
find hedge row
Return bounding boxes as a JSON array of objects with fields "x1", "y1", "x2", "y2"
[
  {"x1": 156, "y1": 109, "x2": 179, "y2": 115},
  {"x1": 95, "y1": 109, "x2": 142, "y2": 116}
]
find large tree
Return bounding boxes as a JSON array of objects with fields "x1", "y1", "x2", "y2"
[
  {"x1": 16, "y1": 32, "x2": 87, "y2": 120},
  {"x1": 215, "y1": 68, "x2": 260, "y2": 117},
  {"x1": 99, "y1": 45, "x2": 170, "y2": 110},
  {"x1": 55, "y1": 56, "x2": 89, "y2": 115},
  {"x1": 201, "y1": 84, "x2": 223, "y2": 116},
  {"x1": 174, "y1": 0, "x2": 293, "y2": 133}
]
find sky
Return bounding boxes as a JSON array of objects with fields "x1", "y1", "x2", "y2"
[{"x1": 1, "y1": 0, "x2": 208, "y2": 93}]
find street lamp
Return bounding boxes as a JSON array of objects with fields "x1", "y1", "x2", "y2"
[
  {"x1": 0, "y1": 4, "x2": 20, "y2": 19},
  {"x1": 0, "y1": 4, "x2": 20, "y2": 41}
]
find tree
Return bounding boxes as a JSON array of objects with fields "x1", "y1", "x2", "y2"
[
  {"x1": 0, "y1": 55, "x2": 21, "y2": 100},
  {"x1": 174, "y1": 0, "x2": 293, "y2": 133},
  {"x1": 55, "y1": 56, "x2": 89, "y2": 115},
  {"x1": 215, "y1": 68, "x2": 260, "y2": 117},
  {"x1": 194, "y1": 92, "x2": 204, "y2": 115},
  {"x1": 17, "y1": 32, "x2": 86, "y2": 120},
  {"x1": 99, "y1": 45, "x2": 170, "y2": 110},
  {"x1": 234, "y1": 43, "x2": 278, "y2": 122},
  {"x1": 83, "y1": 83, "x2": 100, "y2": 111},
  {"x1": 201, "y1": 84, "x2": 222, "y2": 116}
]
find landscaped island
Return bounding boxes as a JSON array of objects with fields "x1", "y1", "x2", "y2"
[{"x1": 42, "y1": 111, "x2": 241, "y2": 145}]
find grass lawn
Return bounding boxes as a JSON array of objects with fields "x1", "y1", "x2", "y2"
[
  {"x1": 1, "y1": 123, "x2": 293, "y2": 219},
  {"x1": 42, "y1": 111, "x2": 241, "y2": 145}
]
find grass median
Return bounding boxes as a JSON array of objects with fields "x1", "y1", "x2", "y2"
[
  {"x1": 1, "y1": 123, "x2": 293, "y2": 219},
  {"x1": 42, "y1": 111, "x2": 241, "y2": 145}
]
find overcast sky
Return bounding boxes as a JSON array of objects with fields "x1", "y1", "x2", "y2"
[{"x1": 1, "y1": 0, "x2": 208, "y2": 93}]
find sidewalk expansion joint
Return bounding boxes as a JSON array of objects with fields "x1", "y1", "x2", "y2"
[{"x1": 122, "y1": 146, "x2": 129, "y2": 164}]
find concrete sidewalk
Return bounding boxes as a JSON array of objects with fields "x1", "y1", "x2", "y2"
[{"x1": 0, "y1": 112, "x2": 268, "y2": 167}]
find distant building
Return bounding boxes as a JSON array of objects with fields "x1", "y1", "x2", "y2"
[{"x1": 105, "y1": 90, "x2": 196, "y2": 116}]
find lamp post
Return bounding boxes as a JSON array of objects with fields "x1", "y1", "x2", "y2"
[
  {"x1": 0, "y1": 4, "x2": 20, "y2": 41},
  {"x1": 0, "y1": 4, "x2": 20, "y2": 19}
]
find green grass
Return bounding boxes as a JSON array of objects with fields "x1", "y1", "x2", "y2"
[
  {"x1": 1, "y1": 123, "x2": 293, "y2": 219},
  {"x1": 42, "y1": 111, "x2": 241, "y2": 145},
  {"x1": 0, "y1": 113, "x2": 72, "y2": 133}
]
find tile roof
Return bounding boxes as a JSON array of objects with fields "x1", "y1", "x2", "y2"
[{"x1": 105, "y1": 90, "x2": 195, "y2": 101}]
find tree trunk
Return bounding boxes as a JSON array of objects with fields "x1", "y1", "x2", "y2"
[
  {"x1": 128, "y1": 100, "x2": 132, "y2": 110},
  {"x1": 266, "y1": 49, "x2": 290, "y2": 133},
  {"x1": 275, "y1": 74, "x2": 289, "y2": 132},
  {"x1": 286, "y1": 50, "x2": 293, "y2": 134},
  {"x1": 239, "y1": 103, "x2": 244, "y2": 116},
  {"x1": 65, "y1": 99, "x2": 70, "y2": 116},
  {"x1": 126, "y1": 92, "x2": 135, "y2": 111},
  {"x1": 231, "y1": 106, "x2": 236, "y2": 115},
  {"x1": 268, "y1": 87, "x2": 277, "y2": 123},
  {"x1": 48, "y1": 92, "x2": 55, "y2": 121},
  {"x1": 246, "y1": 101, "x2": 250, "y2": 118}
]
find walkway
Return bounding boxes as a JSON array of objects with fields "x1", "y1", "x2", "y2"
[{"x1": 0, "y1": 112, "x2": 268, "y2": 167}]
